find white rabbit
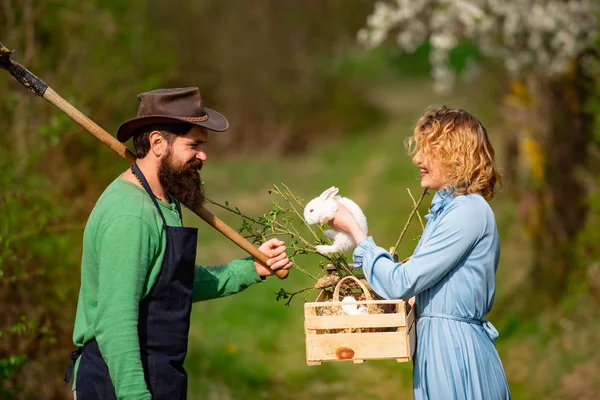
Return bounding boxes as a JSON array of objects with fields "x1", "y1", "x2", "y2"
[{"x1": 303, "y1": 186, "x2": 368, "y2": 254}]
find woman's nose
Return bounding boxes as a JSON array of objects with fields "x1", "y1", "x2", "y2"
[{"x1": 413, "y1": 151, "x2": 422, "y2": 165}]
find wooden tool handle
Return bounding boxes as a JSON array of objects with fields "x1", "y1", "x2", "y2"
[
  {"x1": 43, "y1": 88, "x2": 288, "y2": 279},
  {"x1": 45, "y1": 88, "x2": 137, "y2": 163},
  {"x1": 1, "y1": 42, "x2": 48, "y2": 96},
  {"x1": 0, "y1": 40, "x2": 288, "y2": 279}
]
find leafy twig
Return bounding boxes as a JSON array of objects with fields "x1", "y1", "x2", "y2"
[
  {"x1": 205, "y1": 198, "x2": 265, "y2": 226},
  {"x1": 276, "y1": 287, "x2": 314, "y2": 307},
  {"x1": 208, "y1": 184, "x2": 427, "y2": 306}
]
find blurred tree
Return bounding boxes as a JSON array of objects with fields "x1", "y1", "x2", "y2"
[
  {"x1": 357, "y1": 0, "x2": 600, "y2": 305},
  {"x1": 148, "y1": 0, "x2": 382, "y2": 154},
  {"x1": 1, "y1": 1, "x2": 387, "y2": 397},
  {"x1": 0, "y1": 0, "x2": 176, "y2": 397},
  {"x1": 575, "y1": 56, "x2": 600, "y2": 303}
]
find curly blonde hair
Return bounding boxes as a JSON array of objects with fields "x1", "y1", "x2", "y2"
[{"x1": 406, "y1": 106, "x2": 501, "y2": 200}]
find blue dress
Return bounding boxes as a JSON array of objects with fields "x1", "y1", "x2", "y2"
[{"x1": 353, "y1": 190, "x2": 510, "y2": 399}]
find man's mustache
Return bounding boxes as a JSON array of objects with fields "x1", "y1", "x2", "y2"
[
  {"x1": 178, "y1": 159, "x2": 203, "y2": 172},
  {"x1": 188, "y1": 159, "x2": 203, "y2": 171}
]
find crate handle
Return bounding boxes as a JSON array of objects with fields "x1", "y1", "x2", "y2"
[{"x1": 332, "y1": 275, "x2": 373, "y2": 302}]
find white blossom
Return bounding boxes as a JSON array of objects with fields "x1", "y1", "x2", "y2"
[{"x1": 359, "y1": 0, "x2": 600, "y2": 93}]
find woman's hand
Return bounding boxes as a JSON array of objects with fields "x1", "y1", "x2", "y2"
[{"x1": 328, "y1": 201, "x2": 367, "y2": 245}]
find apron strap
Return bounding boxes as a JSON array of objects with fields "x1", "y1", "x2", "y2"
[
  {"x1": 132, "y1": 163, "x2": 167, "y2": 227},
  {"x1": 63, "y1": 346, "x2": 83, "y2": 383}
]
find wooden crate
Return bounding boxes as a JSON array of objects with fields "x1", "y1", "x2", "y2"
[{"x1": 304, "y1": 274, "x2": 416, "y2": 366}]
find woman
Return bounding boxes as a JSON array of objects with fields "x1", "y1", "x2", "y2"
[{"x1": 329, "y1": 106, "x2": 510, "y2": 399}]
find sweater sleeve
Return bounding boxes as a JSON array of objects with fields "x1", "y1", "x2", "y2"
[
  {"x1": 95, "y1": 216, "x2": 154, "y2": 400},
  {"x1": 354, "y1": 201, "x2": 484, "y2": 300},
  {"x1": 192, "y1": 256, "x2": 264, "y2": 302}
]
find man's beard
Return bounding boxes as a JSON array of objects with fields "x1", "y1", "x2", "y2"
[{"x1": 158, "y1": 148, "x2": 205, "y2": 210}]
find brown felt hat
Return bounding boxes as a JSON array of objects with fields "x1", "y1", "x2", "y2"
[{"x1": 116, "y1": 87, "x2": 229, "y2": 142}]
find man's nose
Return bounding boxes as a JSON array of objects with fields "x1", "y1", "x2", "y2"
[{"x1": 196, "y1": 151, "x2": 207, "y2": 161}]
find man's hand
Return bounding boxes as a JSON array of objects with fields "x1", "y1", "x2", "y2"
[{"x1": 254, "y1": 238, "x2": 293, "y2": 277}]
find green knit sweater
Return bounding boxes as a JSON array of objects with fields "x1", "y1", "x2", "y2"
[{"x1": 71, "y1": 177, "x2": 263, "y2": 399}]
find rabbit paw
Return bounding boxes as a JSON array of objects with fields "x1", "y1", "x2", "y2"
[{"x1": 324, "y1": 230, "x2": 337, "y2": 239}]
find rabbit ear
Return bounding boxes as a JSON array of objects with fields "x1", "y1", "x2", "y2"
[{"x1": 319, "y1": 186, "x2": 339, "y2": 200}]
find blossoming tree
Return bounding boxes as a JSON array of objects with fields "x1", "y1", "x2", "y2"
[{"x1": 358, "y1": 0, "x2": 600, "y2": 304}]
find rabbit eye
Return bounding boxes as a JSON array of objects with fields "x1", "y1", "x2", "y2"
[{"x1": 309, "y1": 209, "x2": 314, "y2": 213}]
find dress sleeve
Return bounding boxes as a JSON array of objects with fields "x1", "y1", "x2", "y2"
[
  {"x1": 192, "y1": 256, "x2": 264, "y2": 302},
  {"x1": 353, "y1": 201, "x2": 484, "y2": 300},
  {"x1": 95, "y1": 216, "x2": 154, "y2": 400}
]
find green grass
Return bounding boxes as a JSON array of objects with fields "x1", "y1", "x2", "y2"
[
  {"x1": 182, "y1": 84, "x2": 428, "y2": 399},
  {"x1": 181, "y1": 80, "x2": 600, "y2": 400}
]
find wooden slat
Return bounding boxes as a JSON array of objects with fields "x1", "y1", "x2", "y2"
[
  {"x1": 306, "y1": 332, "x2": 409, "y2": 364},
  {"x1": 304, "y1": 301, "x2": 320, "y2": 368},
  {"x1": 304, "y1": 299, "x2": 404, "y2": 309},
  {"x1": 305, "y1": 313, "x2": 406, "y2": 330}
]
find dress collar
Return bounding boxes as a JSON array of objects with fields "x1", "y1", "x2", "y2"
[{"x1": 426, "y1": 188, "x2": 455, "y2": 220}]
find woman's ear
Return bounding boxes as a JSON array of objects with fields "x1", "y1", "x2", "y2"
[{"x1": 149, "y1": 130, "x2": 165, "y2": 157}]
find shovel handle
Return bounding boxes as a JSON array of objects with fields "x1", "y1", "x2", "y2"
[
  {"x1": 45, "y1": 88, "x2": 138, "y2": 163},
  {"x1": 1, "y1": 42, "x2": 288, "y2": 279}
]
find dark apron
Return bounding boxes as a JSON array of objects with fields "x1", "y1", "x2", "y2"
[{"x1": 65, "y1": 163, "x2": 198, "y2": 399}]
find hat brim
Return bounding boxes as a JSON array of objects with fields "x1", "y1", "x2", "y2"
[{"x1": 116, "y1": 108, "x2": 229, "y2": 142}]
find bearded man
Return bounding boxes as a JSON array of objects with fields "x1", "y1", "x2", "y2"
[{"x1": 65, "y1": 88, "x2": 292, "y2": 400}]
